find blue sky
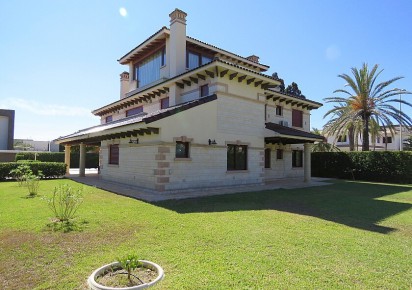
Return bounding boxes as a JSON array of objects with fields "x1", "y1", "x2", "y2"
[{"x1": 1, "y1": 0, "x2": 411, "y2": 140}]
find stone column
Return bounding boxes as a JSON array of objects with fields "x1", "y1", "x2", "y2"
[
  {"x1": 79, "y1": 143, "x2": 86, "y2": 177},
  {"x1": 64, "y1": 145, "x2": 71, "y2": 175},
  {"x1": 304, "y1": 143, "x2": 311, "y2": 183}
]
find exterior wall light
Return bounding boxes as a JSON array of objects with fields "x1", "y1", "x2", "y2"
[
  {"x1": 129, "y1": 138, "x2": 139, "y2": 144},
  {"x1": 208, "y1": 139, "x2": 217, "y2": 145}
]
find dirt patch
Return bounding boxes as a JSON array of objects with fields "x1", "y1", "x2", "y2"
[
  {"x1": 96, "y1": 266, "x2": 158, "y2": 287},
  {"x1": 0, "y1": 227, "x2": 140, "y2": 290}
]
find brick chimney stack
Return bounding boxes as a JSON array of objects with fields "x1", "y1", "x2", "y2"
[
  {"x1": 120, "y1": 71, "x2": 130, "y2": 99},
  {"x1": 246, "y1": 55, "x2": 260, "y2": 63}
]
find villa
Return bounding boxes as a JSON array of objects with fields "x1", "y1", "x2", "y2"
[{"x1": 55, "y1": 9, "x2": 323, "y2": 192}]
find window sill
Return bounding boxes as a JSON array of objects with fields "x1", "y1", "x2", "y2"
[
  {"x1": 226, "y1": 170, "x2": 249, "y2": 174},
  {"x1": 174, "y1": 157, "x2": 192, "y2": 161},
  {"x1": 107, "y1": 164, "x2": 119, "y2": 168}
]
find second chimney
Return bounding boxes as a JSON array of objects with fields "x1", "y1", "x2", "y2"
[
  {"x1": 246, "y1": 55, "x2": 260, "y2": 63},
  {"x1": 120, "y1": 71, "x2": 129, "y2": 99}
]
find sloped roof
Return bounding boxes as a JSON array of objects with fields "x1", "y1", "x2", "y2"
[
  {"x1": 265, "y1": 122, "x2": 324, "y2": 144},
  {"x1": 55, "y1": 94, "x2": 217, "y2": 144}
]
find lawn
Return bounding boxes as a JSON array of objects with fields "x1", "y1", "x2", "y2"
[{"x1": 0, "y1": 179, "x2": 411, "y2": 289}]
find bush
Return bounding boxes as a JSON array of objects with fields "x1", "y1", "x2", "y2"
[
  {"x1": 312, "y1": 151, "x2": 412, "y2": 183},
  {"x1": 0, "y1": 162, "x2": 66, "y2": 180},
  {"x1": 15, "y1": 152, "x2": 99, "y2": 168},
  {"x1": 44, "y1": 184, "x2": 83, "y2": 222}
]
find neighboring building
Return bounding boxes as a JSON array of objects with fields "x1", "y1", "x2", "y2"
[
  {"x1": 326, "y1": 125, "x2": 412, "y2": 151},
  {"x1": 0, "y1": 109, "x2": 15, "y2": 150},
  {"x1": 55, "y1": 9, "x2": 323, "y2": 192},
  {"x1": 14, "y1": 139, "x2": 60, "y2": 152}
]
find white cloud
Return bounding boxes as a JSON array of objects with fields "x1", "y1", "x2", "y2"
[
  {"x1": 0, "y1": 98, "x2": 92, "y2": 117},
  {"x1": 119, "y1": 7, "x2": 127, "y2": 17},
  {"x1": 325, "y1": 45, "x2": 341, "y2": 61}
]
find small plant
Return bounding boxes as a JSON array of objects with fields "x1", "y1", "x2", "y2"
[
  {"x1": 9, "y1": 164, "x2": 32, "y2": 186},
  {"x1": 44, "y1": 184, "x2": 83, "y2": 222},
  {"x1": 25, "y1": 172, "x2": 42, "y2": 196},
  {"x1": 117, "y1": 254, "x2": 143, "y2": 283}
]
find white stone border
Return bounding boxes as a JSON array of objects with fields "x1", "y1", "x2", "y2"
[{"x1": 87, "y1": 260, "x2": 164, "y2": 290}]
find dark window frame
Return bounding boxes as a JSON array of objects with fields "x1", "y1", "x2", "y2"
[
  {"x1": 227, "y1": 144, "x2": 248, "y2": 171},
  {"x1": 292, "y1": 150, "x2": 303, "y2": 168},
  {"x1": 275, "y1": 105, "x2": 283, "y2": 116},
  {"x1": 175, "y1": 141, "x2": 190, "y2": 158},
  {"x1": 276, "y1": 149, "x2": 283, "y2": 160},
  {"x1": 133, "y1": 47, "x2": 166, "y2": 86},
  {"x1": 200, "y1": 84, "x2": 209, "y2": 97},
  {"x1": 126, "y1": 106, "x2": 143, "y2": 117},
  {"x1": 160, "y1": 97, "x2": 169, "y2": 109},
  {"x1": 105, "y1": 115, "x2": 113, "y2": 123},
  {"x1": 337, "y1": 135, "x2": 347, "y2": 142},
  {"x1": 109, "y1": 144, "x2": 119, "y2": 165},
  {"x1": 292, "y1": 109, "x2": 303, "y2": 128},
  {"x1": 264, "y1": 148, "x2": 271, "y2": 169},
  {"x1": 383, "y1": 136, "x2": 392, "y2": 144}
]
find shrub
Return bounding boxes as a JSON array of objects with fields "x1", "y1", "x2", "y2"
[
  {"x1": 25, "y1": 172, "x2": 42, "y2": 197},
  {"x1": 312, "y1": 151, "x2": 412, "y2": 183},
  {"x1": 9, "y1": 164, "x2": 32, "y2": 186},
  {"x1": 0, "y1": 162, "x2": 66, "y2": 180},
  {"x1": 44, "y1": 184, "x2": 83, "y2": 222}
]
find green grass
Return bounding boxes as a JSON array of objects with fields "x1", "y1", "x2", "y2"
[{"x1": 0, "y1": 179, "x2": 411, "y2": 289}]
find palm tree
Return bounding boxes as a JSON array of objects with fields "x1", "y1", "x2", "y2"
[
  {"x1": 323, "y1": 103, "x2": 356, "y2": 151},
  {"x1": 324, "y1": 63, "x2": 412, "y2": 151},
  {"x1": 311, "y1": 128, "x2": 340, "y2": 152}
]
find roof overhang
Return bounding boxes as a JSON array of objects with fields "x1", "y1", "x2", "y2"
[
  {"x1": 265, "y1": 91, "x2": 322, "y2": 110},
  {"x1": 92, "y1": 58, "x2": 281, "y2": 116},
  {"x1": 118, "y1": 27, "x2": 169, "y2": 65},
  {"x1": 265, "y1": 122, "x2": 324, "y2": 144}
]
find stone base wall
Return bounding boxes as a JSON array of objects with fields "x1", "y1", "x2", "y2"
[{"x1": 99, "y1": 141, "x2": 264, "y2": 192}]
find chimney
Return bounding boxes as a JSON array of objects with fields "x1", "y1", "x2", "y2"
[
  {"x1": 246, "y1": 55, "x2": 259, "y2": 63},
  {"x1": 120, "y1": 71, "x2": 129, "y2": 99},
  {"x1": 169, "y1": 8, "x2": 187, "y2": 77}
]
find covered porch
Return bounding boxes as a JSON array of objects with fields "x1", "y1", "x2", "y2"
[{"x1": 264, "y1": 122, "x2": 324, "y2": 182}]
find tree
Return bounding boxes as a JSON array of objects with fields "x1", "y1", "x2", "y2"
[
  {"x1": 285, "y1": 82, "x2": 305, "y2": 98},
  {"x1": 310, "y1": 128, "x2": 340, "y2": 152},
  {"x1": 324, "y1": 63, "x2": 412, "y2": 151},
  {"x1": 272, "y1": 72, "x2": 285, "y2": 92},
  {"x1": 323, "y1": 103, "x2": 357, "y2": 151}
]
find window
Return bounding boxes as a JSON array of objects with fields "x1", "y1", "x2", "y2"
[
  {"x1": 376, "y1": 137, "x2": 380, "y2": 143},
  {"x1": 176, "y1": 141, "x2": 189, "y2": 158},
  {"x1": 105, "y1": 115, "x2": 113, "y2": 123},
  {"x1": 133, "y1": 48, "x2": 165, "y2": 88},
  {"x1": 337, "y1": 135, "x2": 347, "y2": 142},
  {"x1": 200, "y1": 84, "x2": 209, "y2": 97},
  {"x1": 276, "y1": 149, "x2": 283, "y2": 160},
  {"x1": 275, "y1": 106, "x2": 283, "y2": 116},
  {"x1": 264, "y1": 148, "x2": 271, "y2": 168},
  {"x1": 227, "y1": 145, "x2": 247, "y2": 171},
  {"x1": 292, "y1": 150, "x2": 303, "y2": 168},
  {"x1": 160, "y1": 97, "x2": 169, "y2": 109},
  {"x1": 126, "y1": 106, "x2": 143, "y2": 117},
  {"x1": 383, "y1": 137, "x2": 392, "y2": 143},
  {"x1": 186, "y1": 50, "x2": 212, "y2": 69},
  {"x1": 109, "y1": 144, "x2": 119, "y2": 165},
  {"x1": 292, "y1": 109, "x2": 303, "y2": 128}
]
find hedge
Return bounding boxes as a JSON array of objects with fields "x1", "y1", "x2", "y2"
[
  {"x1": 312, "y1": 151, "x2": 412, "y2": 184},
  {"x1": 0, "y1": 162, "x2": 67, "y2": 180},
  {"x1": 15, "y1": 152, "x2": 99, "y2": 168}
]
